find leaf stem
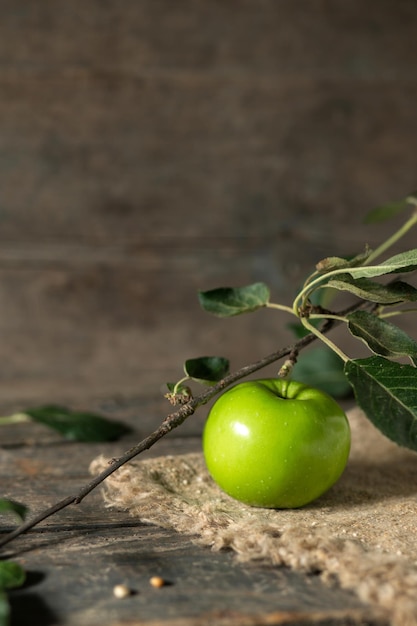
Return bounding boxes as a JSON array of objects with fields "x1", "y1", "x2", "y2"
[
  {"x1": 266, "y1": 302, "x2": 296, "y2": 315},
  {"x1": 378, "y1": 307, "x2": 417, "y2": 320},
  {"x1": 292, "y1": 273, "x2": 335, "y2": 314},
  {"x1": 172, "y1": 376, "x2": 191, "y2": 394},
  {"x1": 363, "y1": 210, "x2": 417, "y2": 266},
  {"x1": 300, "y1": 317, "x2": 350, "y2": 363},
  {"x1": 309, "y1": 313, "x2": 348, "y2": 323}
]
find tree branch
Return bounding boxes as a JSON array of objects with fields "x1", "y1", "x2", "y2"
[{"x1": 0, "y1": 312, "x2": 348, "y2": 550}]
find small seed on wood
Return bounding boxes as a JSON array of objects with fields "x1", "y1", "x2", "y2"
[
  {"x1": 149, "y1": 576, "x2": 165, "y2": 588},
  {"x1": 113, "y1": 584, "x2": 131, "y2": 599}
]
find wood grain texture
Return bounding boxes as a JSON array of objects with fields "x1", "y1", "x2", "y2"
[{"x1": 1, "y1": 416, "x2": 380, "y2": 626}]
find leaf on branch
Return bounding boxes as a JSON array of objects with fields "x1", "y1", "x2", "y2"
[
  {"x1": 344, "y1": 356, "x2": 417, "y2": 451},
  {"x1": 347, "y1": 311, "x2": 417, "y2": 365},
  {"x1": 165, "y1": 382, "x2": 193, "y2": 405},
  {"x1": 344, "y1": 249, "x2": 417, "y2": 279},
  {"x1": 316, "y1": 256, "x2": 353, "y2": 273},
  {"x1": 326, "y1": 275, "x2": 417, "y2": 304},
  {"x1": 315, "y1": 248, "x2": 372, "y2": 274},
  {"x1": 25, "y1": 406, "x2": 132, "y2": 442},
  {"x1": 364, "y1": 192, "x2": 417, "y2": 223},
  {"x1": 184, "y1": 356, "x2": 230, "y2": 385},
  {"x1": 166, "y1": 382, "x2": 192, "y2": 395},
  {"x1": 198, "y1": 282, "x2": 270, "y2": 317},
  {"x1": 292, "y1": 347, "x2": 352, "y2": 398},
  {"x1": 0, "y1": 499, "x2": 27, "y2": 522},
  {"x1": 0, "y1": 561, "x2": 26, "y2": 591}
]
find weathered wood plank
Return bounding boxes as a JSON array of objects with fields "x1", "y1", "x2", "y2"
[{"x1": 0, "y1": 0, "x2": 416, "y2": 77}]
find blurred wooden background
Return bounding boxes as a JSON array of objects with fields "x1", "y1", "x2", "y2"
[{"x1": 0, "y1": 0, "x2": 416, "y2": 421}]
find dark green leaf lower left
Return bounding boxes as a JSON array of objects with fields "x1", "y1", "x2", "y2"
[
  {"x1": 0, "y1": 499, "x2": 27, "y2": 521},
  {"x1": 0, "y1": 562, "x2": 26, "y2": 591},
  {"x1": 25, "y1": 406, "x2": 131, "y2": 442}
]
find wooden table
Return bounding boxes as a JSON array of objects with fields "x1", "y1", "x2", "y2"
[
  {"x1": 1, "y1": 398, "x2": 380, "y2": 626},
  {"x1": 0, "y1": 3, "x2": 415, "y2": 623}
]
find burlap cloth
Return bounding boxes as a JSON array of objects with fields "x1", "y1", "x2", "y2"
[{"x1": 90, "y1": 408, "x2": 417, "y2": 625}]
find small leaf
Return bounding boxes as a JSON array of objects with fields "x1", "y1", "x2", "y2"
[
  {"x1": 166, "y1": 382, "x2": 189, "y2": 394},
  {"x1": 184, "y1": 356, "x2": 229, "y2": 384},
  {"x1": 344, "y1": 356, "x2": 417, "y2": 451},
  {"x1": 198, "y1": 282, "x2": 270, "y2": 317},
  {"x1": 25, "y1": 406, "x2": 131, "y2": 442},
  {"x1": 347, "y1": 311, "x2": 417, "y2": 365},
  {"x1": 0, "y1": 591, "x2": 10, "y2": 626},
  {"x1": 316, "y1": 256, "x2": 352, "y2": 273},
  {"x1": 316, "y1": 249, "x2": 372, "y2": 274},
  {"x1": 364, "y1": 193, "x2": 417, "y2": 223},
  {"x1": 164, "y1": 382, "x2": 192, "y2": 405},
  {"x1": 326, "y1": 275, "x2": 417, "y2": 304},
  {"x1": 344, "y1": 249, "x2": 417, "y2": 279},
  {"x1": 0, "y1": 499, "x2": 27, "y2": 521},
  {"x1": 0, "y1": 561, "x2": 26, "y2": 590},
  {"x1": 292, "y1": 348, "x2": 352, "y2": 398}
]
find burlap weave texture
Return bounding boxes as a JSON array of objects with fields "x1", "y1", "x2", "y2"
[{"x1": 90, "y1": 408, "x2": 417, "y2": 625}]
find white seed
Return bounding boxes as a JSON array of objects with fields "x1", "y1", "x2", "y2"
[{"x1": 113, "y1": 584, "x2": 131, "y2": 599}]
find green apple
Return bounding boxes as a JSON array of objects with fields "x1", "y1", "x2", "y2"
[{"x1": 202, "y1": 378, "x2": 350, "y2": 508}]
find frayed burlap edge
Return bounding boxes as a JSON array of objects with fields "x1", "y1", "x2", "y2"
[{"x1": 90, "y1": 408, "x2": 417, "y2": 626}]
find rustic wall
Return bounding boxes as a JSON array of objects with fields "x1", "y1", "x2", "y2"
[{"x1": 0, "y1": 1, "x2": 416, "y2": 417}]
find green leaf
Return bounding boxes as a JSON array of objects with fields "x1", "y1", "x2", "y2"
[
  {"x1": 315, "y1": 249, "x2": 372, "y2": 274},
  {"x1": 25, "y1": 406, "x2": 131, "y2": 442},
  {"x1": 326, "y1": 275, "x2": 417, "y2": 304},
  {"x1": 184, "y1": 356, "x2": 230, "y2": 385},
  {"x1": 0, "y1": 499, "x2": 27, "y2": 521},
  {"x1": 0, "y1": 591, "x2": 10, "y2": 626},
  {"x1": 347, "y1": 311, "x2": 417, "y2": 365},
  {"x1": 344, "y1": 356, "x2": 417, "y2": 451},
  {"x1": 0, "y1": 562, "x2": 26, "y2": 591},
  {"x1": 316, "y1": 256, "x2": 353, "y2": 273},
  {"x1": 364, "y1": 193, "x2": 417, "y2": 223},
  {"x1": 292, "y1": 347, "x2": 352, "y2": 398},
  {"x1": 198, "y1": 282, "x2": 270, "y2": 317},
  {"x1": 343, "y1": 249, "x2": 417, "y2": 279}
]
